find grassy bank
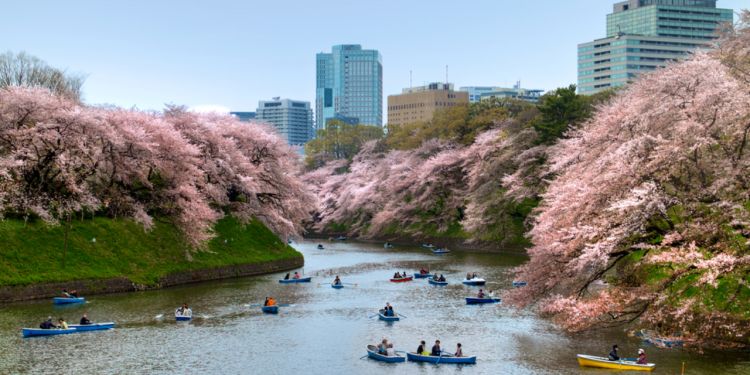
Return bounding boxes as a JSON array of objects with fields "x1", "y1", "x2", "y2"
[{"x1": 0, "y1": 216, "x2": 301, "y2": 286}]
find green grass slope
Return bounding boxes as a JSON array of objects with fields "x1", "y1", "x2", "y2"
[{"x1": 0, "y1": 216, "x2": 300, "y2": 286}]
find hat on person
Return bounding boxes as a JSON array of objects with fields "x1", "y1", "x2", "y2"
[{"x1": 638, "y1": 348, "x2": 644, "y2": 354}]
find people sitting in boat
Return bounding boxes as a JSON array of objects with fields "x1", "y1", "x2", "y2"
[
  {"x1": 455, "y1": 343, "x2": 463, "y2": 357},
  {"x1": 39, "y1": 317, "x2": 55, "y2": 329},
  {"x1": 636, "y1": 348, "x2": 647, "y2": 364},
  {"x1": 386, "y1": 342, "x2": 395, "y2": 356},
  {"x1": 431, "y1": 340, "x2": 442, "y2": 356},
  {"x1": 293, "y1": 272, "x2": 301, "y2": 279},
  {"x1": 333, "y1": 275, "x2": 341, "y2": 285},
  {"x1": 393, "y1": 272, "x2": 401, "y2": 279},
  {"x1": 317, "y1": 244, "x2": 324, "y2": 249},
  {"x1": 79, "y1": 313, "x2": 92, "y2": 325},
  {"x1": 62, "y1": 288, "x2": 78, "y2": 298},
  {"x1": 438, "y1": 274, "x2": 446, "y2": 282},
  {"x1": 57, "y1": 318, "x2": 68, "y2": 329},
  {"x1": 417, "y1": 340, "x2": 429, "y2": 356},
  {"x1": 477, "y1": 289, "x2": 486, "y2": 298},
  {"x1": 608, "y1": 344, "x2": 620, "y2": 361},
  {"x1": 284, "y1": 273, "x2": 290, "y2": 280},
  {"x1": 419, "y1": 268, "x2": 429, "y2": 275},
  {"x1": 488, "y1": 290, "x2": 495, "y2": 298},
  {"x1": 466, "y1": 273, "x2": 472, "y2": 280},
  {"x1": 176, "y1": 303, "x2": 192, "y2": 317},
  {"x1": 383, "y1": 302, "x2": 394, "y2": 316},
  {"x1": 264, "y1": 297, "x2": 277, "y2": 307}
]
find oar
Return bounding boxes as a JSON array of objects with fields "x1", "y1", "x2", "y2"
[
  {"x1": 244, "y1": 303, "x2": 262, "y2": 307},
  {"x1": 341, "y1": 282, "x2": 358, "y2": 286},
  {"x1": 277, "y1": 303, "x2": 294, "y2": 307},
  {"x1": 359, "y1": 355, "x2": 369, "y2": 360},
  {"x1": 436, "y1": 351, "x2": 443, "y2": 365},
  {"x1": 368, "y1": 313, "x2": 379, "y2": 319},
  {"x1": 154, "y1": 314, "x2": 164, "y2": 319},
  {"x1": 397, "y1": 313, "x2": 408, "y2": 319}
]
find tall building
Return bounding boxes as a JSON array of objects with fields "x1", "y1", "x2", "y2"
[
  {"x1": 387, "y1": 83, "x2": 468, "y2": 127},
  {"x1": 255, "y1": 98, "x2": 314, "y2": 146},
  {"x1": 578, "y1": 0, "x2": 733, "y2": 94},
  {"x1": 229, "y1": 111, "x2": 256, "y2": 122},
  {"x1": 316, "y1": 44, "x2": 383, "y2": 129}
]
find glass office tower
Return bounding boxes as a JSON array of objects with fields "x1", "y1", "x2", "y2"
[
  {"x1": 578, "y1": 0, "x2": 733, "y2": 94},
  {"x1": 256, "y1": 98, "x2": 314, "y2": 146},
  {"x1": 316, "y1": 44, "x2": 383, "y2": 129}
]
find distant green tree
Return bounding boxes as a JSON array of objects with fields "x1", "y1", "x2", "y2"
[
  {"x1": 304, "y1": 120, "x2": 384, "y2": 169},
  {"x1": 532, "y1": 84, "x2": 591, "y2": 144}
]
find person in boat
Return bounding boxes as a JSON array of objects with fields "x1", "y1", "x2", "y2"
[
  {"x1": 608, "y1": 344, "x2": 620, "y2": 361},
  {"x1": 432, "y1": 274, "x2": 439, "y2": 280},
  {"x1": 378, "y1": 338, "x2": 388, "y2": 355},
  {"x1": 293, "y1": 272, "x2": 301, "y2": 279},
  {"x1": 62, "y1": 288, "x2": 78, "y2": 298},
  {"x1": 417, "y1": 340, "x2": 429, "y2": 356},
  {"x1": 466, "y1": 273, "x2": 472, "y2": 280},
  {"x1": 488, "y1": 290, "x2": 495, "y2": 298},
  {"x1": 439, "y1": 274, "x2": 446, "y2": 282},
  {"x1": 79, "y1": 313, "x2": 92, "y2": 325},
  {"x1": 386, "y1": 342, "x2": 395, "y2": 356},
  {"x1": 472, "y1": 272, "x2": 477, "y2": 279},
  {"x1": 383, "y1": 302, "x2": 393, "y2": 316},
  {"x1": 420, "y1": 268, "x2": 429, "y2": 275},
  {"x1": 333, "y1": 275, "x2": 341, "y2": 285},
  {"x1": 477, "y1": 289, "x2": 485, "y2": 298},
  {"x1": 393, "y1": 271, "x2": 401, "y2": 279},
  {"x1": 455, "y1": 343, "x2": 463, "y2": 357},
  {"x1": 431, "y1": 340, "x2": 442, "y2": 356},
  {"x1": 39, "y1": 317, "x2": 55, "y2": 329},
  {"x1": 57, "y1": 318, "x2": 68, "y2": 329},
  {"x1": 284, "y1": 273, "x2": 290, "y2": 280},
  {"x1": 636, "y1": 348, "x2": 647, "y2": 364},
  {"x1": 317, "y1": 244, "x2": 324, "y2": 249}
]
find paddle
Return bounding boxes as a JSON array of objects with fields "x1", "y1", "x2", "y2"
[
  {"x1": 277, "y1": 303, "x2": 294, "y2": 307},
  {"x1": 396, "y1": 313, "x2": 408, "y2": 319},
  {"x1": 436, "y1": 351, "x2": 443, "y2": 365},
  {"x1": 359, "y1": 355, "x2": 369, "y2": 360},
  {"x1": 244, "y1": 303, "x2": 262, "y2": 307},
  {"x1": 368, "y1": 313, "x2": 379, "y2": 319},
  {"x1": 341, "y1": 282, "x2": 358, "y2": 286}
]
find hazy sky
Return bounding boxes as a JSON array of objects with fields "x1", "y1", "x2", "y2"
[{"x1": 2, "y1": 0, "x2": 745, "y2": 112}]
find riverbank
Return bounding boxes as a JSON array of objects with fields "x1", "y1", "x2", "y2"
[{"x1": 0, "y1": 216, "x2": 303, "y2": 302}]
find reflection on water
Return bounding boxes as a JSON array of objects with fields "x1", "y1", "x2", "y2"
[{"x1": 0, "y1": 241, "x2": 747, "y2": 374}]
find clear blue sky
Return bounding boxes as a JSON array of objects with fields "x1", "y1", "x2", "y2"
[{"x1": 2, "y1": 0, "x2": 745, "y2": 112}]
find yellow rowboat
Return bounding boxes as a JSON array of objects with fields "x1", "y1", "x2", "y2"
[{"x1": 577, "y1": 354, "x2": 656, "y2": 371}]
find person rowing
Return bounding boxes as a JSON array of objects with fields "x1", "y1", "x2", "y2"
[
  {"x1": 382, "y1": 302, "x2": 394, "y2": 316},
  {"x1": 284, "y1": 272, "x2": 290, "y2": 280},
  {"x1": 264, "y1": 297, "x2": 277, "y2": 307},
  {"x1": 378, "y1": 338, "x2": 389, "y2": 355},
  {"x1": 39, "y1": 317, "x2": 55, "y2": 329},
  {"x1": 57, "y1": 318, "x2": 68, "y2": 329},
  {"x1": 333, "y1": 275, "x2": 341, "y2": 285},
  {"x1": 608, "y1": 344, "x2": 619, "y2": 361},
  {"x1": 438, "y1": 274, "x2": 446, "y2": 282},
  {"x1": 431, "y1": 340, "x2": 442, "y2": 356},
  {"x1": 455, "y1": 343, "x2": 464, "y2": 357},
  {"x1": 636, "y1": 348, "x2": 647, "y2": 364},
  {"x1": 293, "y1": 272, "x2": 301, "y2": 279},
  {"x1": 477, "y1": 289, "x2": 486, "y2": 298},
  {"x1": 176, "y1": 303, "x2": 192, "y2": 318},
  {"x1": 79, "y1": 313, "x2": 92, "y2": 325},
  {"x1": 419, "y1": 268, "x2": 429, "y2": 275},
  {"x1": 62, "y1": 288, "x2": 79, "y2": 298}
]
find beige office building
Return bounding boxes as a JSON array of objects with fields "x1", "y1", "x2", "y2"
[{"x1": 387, "y1": 83, "x2": 468, "y2": 126}]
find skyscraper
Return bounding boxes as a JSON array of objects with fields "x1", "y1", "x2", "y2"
[
  {"x1": 255, "y1": 98, "x2": 314, "y2": 146},
  {"x1": 578, "y1": 0, "x2": 733, "y2": 94},
  {"x1": 316, "y1": 44, "x2": 383, "y2": 129}
]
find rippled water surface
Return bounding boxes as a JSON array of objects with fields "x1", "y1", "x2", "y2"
[{"x1": 1, "y1": 241, "x2": 748, "y2": 374}]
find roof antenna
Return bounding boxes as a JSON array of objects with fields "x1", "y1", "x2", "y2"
[{"x1": 445, "y1": 65, "x2": 449, "y2": 84}]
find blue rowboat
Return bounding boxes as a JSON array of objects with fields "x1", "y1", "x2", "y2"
[
  {"x1": 175, "y1": 315, "x2": 191, "y2": 321},
  {"x1": 413, "y1": 273, "x2": 433, "y2": 279},
  {"x1": 512, "y1": 281, "x2": 527, "y2": 287},
  {"x1": 462, "y1": 278, "x2": 486, "y2": 286},
  {"x1": 406, "y1": 352, "x2": 476, "y2": 364},
  {"x1": 428, "y1": 279, "x2": 448, "y2": 286},
  {"x1": 378, "y1": 309, "x2": 399, "y2": 322},
  {"x1": 366, "y1": 345, "x2": 406, "y2": 363},
  {"x1": 69, "y1": 322, "x2": 116, "y2": 332},
  {"x1": 279, "y1": 277, "x2": 312, "y2": 284},
  {"x1": 331, "y1": 283, "x2": 344, "y2": 289},
  {"x1": 22, "y1": 328, "x2": 77, "y2": 338},
  {"x1": 53, "y1": 297, "x2": 85, "y2": 305},
  {"x1": 465, "y1": 297, "x2": 501, "y2": 304},
  {"x1": 262, "y1": 305, "x2": 279, "y2": 314},
  {"x1": 432, "y1": 248, "x2": 450, "y2": 254}
]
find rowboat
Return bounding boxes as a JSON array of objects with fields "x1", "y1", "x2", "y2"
[
  {"x1": 384, "y1": 243, "x2": 394, "y2": 249},
  {"x1": 413, "y1": 273, "x2": 432, "y2": 279},
  {"x1": 576, "y1": 354, "x2": 655, "y2": 371},
  {"x1": 331, "y1": 283, "x2": 344, "y2": 289},
  {"x1": 465, "y1": 297, "x2": 501, "y2": 304},
  {"x1": 262, "y1": 305, "x2": 279, "y2": 314},
  {"x1": 53, "y1": 297, "x2": 86, "y2": 305},
  {"x1": 390, "y1": 276, "x2": 413, "y2": 283},
  {"x1": 512, "y1": 281, "x2": 527, "y2": 287},
  {"x1": 317, "y1": 244, "x2": 325, "y2": 249},
  {"x1": 432, "y1": 248, "x2": 450, "y2": 254},
  {"x1": 279, "y1": 277, "x2": 312, "y2": 283},
  {"x1": 335, "y1": 236, "x2": 347, "y2": 241},
  {"x1": 406, "y1": 352, "x2": 476, "y2": 364},
  {"x1": 421, "y1": 243, "x2": 435, "y2": 248},
  {"x1": 462, "y1": 278, "x2": 486, "y2": 286},
  {"x1": 428, "y1": 279, "x2": 448, "y2": 286},
  {"x1": 378, "y1": 309, "x2": 399, "y2": 322},
  {"x1": 22, "y1": 328, "x2": 77, "y2": 338},
  {"x1": 68, "y1": 322, "x2": 116, "y2": 332},
  {"x1": 366, "y1": 345, "x2": 405, "y2": 363}
]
